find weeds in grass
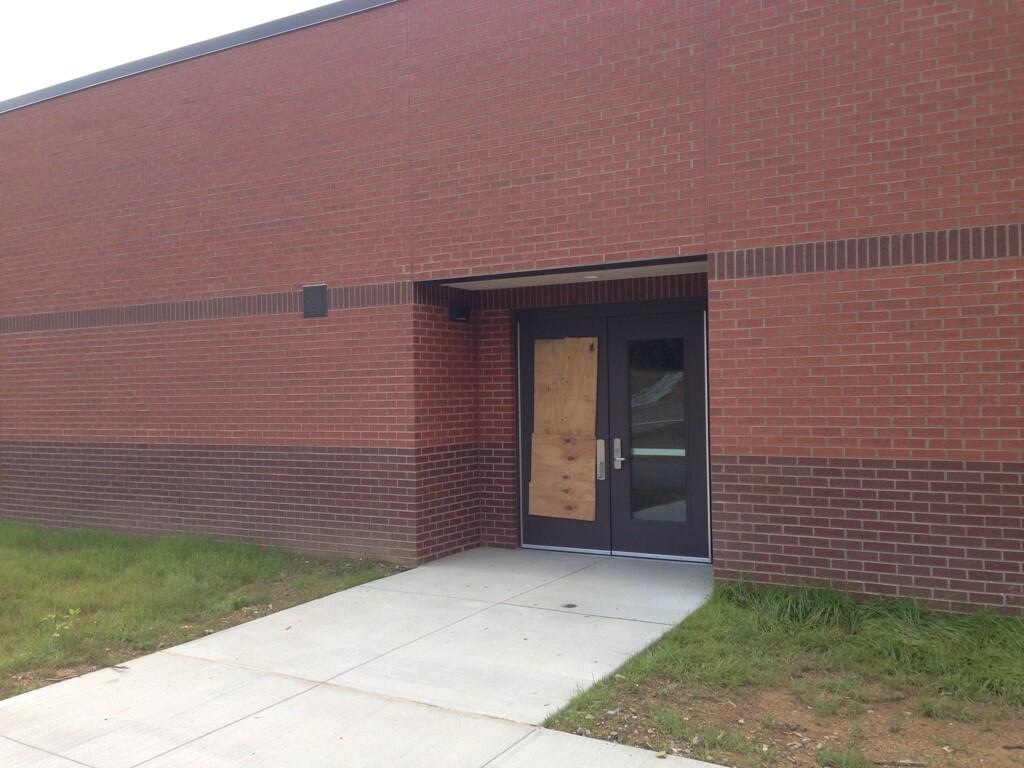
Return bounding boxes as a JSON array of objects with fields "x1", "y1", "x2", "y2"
[
  {"x1": 916, "y1": 695, "x2": 974, "y2": 722},
  {"x1": 794, "y1": 682, "x2": 843, "y2": 718},
  {"x1": 815, "y1": 745, "x2": 871, "y2": 768},
  {"x1": 652, "y1": 706, "x2": 776, "y2": 766},
  {"x1": 39, "y1": 608, "x2": 81, "y2": 639}
]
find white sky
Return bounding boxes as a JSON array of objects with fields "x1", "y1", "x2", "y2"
[{"x1": 0, "y1": 1, "x2": 331, "y2": 102}]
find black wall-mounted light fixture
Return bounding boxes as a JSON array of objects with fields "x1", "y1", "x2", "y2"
[
  {"x1": 449, "y1": 301, "x2": 471, "y2": 322},
  {"x1": 303, "y1": 283, "x2": 328, "y2": 318}
]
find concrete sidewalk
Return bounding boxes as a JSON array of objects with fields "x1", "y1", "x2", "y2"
[{"x1": 0, "y1": 548, "x2": 715, "y2": 767}]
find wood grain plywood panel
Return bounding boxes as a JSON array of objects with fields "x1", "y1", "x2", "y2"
[
  {"x1": 529, "y1": 336, "x2": 599, "y2": 521},
  {"x1": 560, "y1": 337, "x2": 598, "y2": 437},
  {"x1": 530, "y1": 434, "x2": 596, "y2": 486},
  {"x1": 528, "y1": 472, "x2": 596, "y2": 521},
  {"x1": 532, "y1": 337, "x2": 597, "y2": 437},
  {"x1": 533, "y1": 338, "x2": 564, "y2": 435}
]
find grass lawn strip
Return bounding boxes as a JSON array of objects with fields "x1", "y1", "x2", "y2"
[
  {"x1": 549, "y1": 582, "x2": 1024, "y2": 768},
  {"x1": 0, "y1": 521, "x2": 394, "y2": 700}
]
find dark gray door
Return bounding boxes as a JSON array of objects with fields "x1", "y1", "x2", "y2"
[
  {"x1": 607, "y1": 312, "x2": 708, "y2": 558},
  {"x1": 519, "y1": 315, "x2": 610, "y2": 552}
]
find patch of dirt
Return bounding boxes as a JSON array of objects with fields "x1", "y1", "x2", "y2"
[
  {"x1": 576, "y1": 678, "x2": 1024, "y2": 768},
  {"x1": 5, "y1": 662, "x2": 100, "y2": 697}
]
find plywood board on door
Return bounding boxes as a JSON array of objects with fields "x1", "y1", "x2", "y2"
[
  {"x1": 530, "y1": 434, "x2": 596, "y2": 486},
  {"x1": 528, "y1": 475, "x2": 596, "y2": 521},
  {"x1": 529, "y1": 336, "x2": 599, "y2": 521},
  {"x1": 532, "y1": 337, "x2": 597, "y2": 437}
]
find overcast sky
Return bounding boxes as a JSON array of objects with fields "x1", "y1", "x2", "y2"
[{"x1": 0, "y1": 1, "x2": 330, "y2": 102}]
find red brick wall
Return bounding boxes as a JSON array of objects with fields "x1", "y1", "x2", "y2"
[
  {"x1": 3, "y1": 0, "x2": 1019, "y2": 293},
  {"x1": 0, "y1": 4, "x2": 411, "y2": 315},
  {"x1": 405, "y1": 0, "x2": 707, "y2": 278},
  {"x1": 709, "y1": 238, "x2": 1023, "y2": 612},
  {"x1": 0, "y1": 0, "x2": 709, "y2": 316},
  {"x1": 7, "y1": 2, "x2": 1018, "y2": 308},
  {"x1": 0, "y1": 297, "x2": 424, "y2": 561},
  {"x1": 706, "y1": 0, "x2": 1023, "y2": 249},
  {"x1": 1, "y1": 1, "x2": 1022, "y2": 606},
  {"x1": 2, "y1": 307, "x2": 416, "y2": 447},
  {"x1": 476, "y1": 309, "x2": 520, "y2": 548},
  {"x1": 413, "y1": 301, "x2": 481, "y2": 559},
  {"x1": 711, "y1": 259, "x2": 1021, "y2": 462}
]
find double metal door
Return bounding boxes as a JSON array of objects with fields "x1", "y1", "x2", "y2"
[{"x1": 519, "y1": 301, "x2": 708, "y2": 560}]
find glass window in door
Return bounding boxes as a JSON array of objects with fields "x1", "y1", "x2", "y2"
[{"x1": 627, "y1": 338, "x2": 687, "y2": 522}]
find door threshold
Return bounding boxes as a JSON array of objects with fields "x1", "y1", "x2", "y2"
[
  {"x1": 522, "y1": 543, "x2": 711, "y2": 564},
  {"x1": 521, "y1": 544, "x2": 612, "y2": 556},
  {"x1": 612, "y1": 549, "x2": 711, "y2": 564}
]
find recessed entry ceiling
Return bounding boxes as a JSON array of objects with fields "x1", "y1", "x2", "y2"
[{"x1": 440, "y1": 258, "x2": 708, "y2": 291}]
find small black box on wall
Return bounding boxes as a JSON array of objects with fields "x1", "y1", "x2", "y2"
[
  {"x1": 303, "y1": 283, "x2": 328, "y2": 318},
  {"x1": 449, "y1": 301, "x2": 471, "y2": 322}
]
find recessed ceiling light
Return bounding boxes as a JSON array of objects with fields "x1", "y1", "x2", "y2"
[{"x1": 582, "y1": 274, "x2": 599, "y2": 280}]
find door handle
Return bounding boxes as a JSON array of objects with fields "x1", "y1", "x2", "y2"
[
  {"x1": 613, "y1": 438, "x2": 626, "y2": 470},
  {"x1": 596, "y1": 439, "x2": 606, "y2": 480}
]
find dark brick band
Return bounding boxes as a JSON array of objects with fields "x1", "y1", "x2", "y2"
[
  {"x1": 331, "y1": 281, "x2": 414, "y2": 310},
  {"x1": 0, "y1": 290, "x2": 300, "y2": 334},
  {"x1": 0, "y1": 272, "x2": 709, "y2": 334},
  {"x1": 5, "y1": 222, "x2": 1016, "y2": 332},
  {"x1": 0, "y1": 440, "x2": 497, "y2": 565},
  {"x1": 0, "y1": 282, "x2": 415, "y2": 335},
  {"x1": 709, "y1": 223, "x2": 1023, "y2": 280},
  {"x1": 711, "y1": 453, "x2": 1024, "y2": 612},
  {"x1": 0, "y1": 440, "x2": 419, "y2": 561}
]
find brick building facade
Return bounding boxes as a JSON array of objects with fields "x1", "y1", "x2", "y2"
[{"x1": 1, "y1": 0, "x2": 1021, "y2": 612}]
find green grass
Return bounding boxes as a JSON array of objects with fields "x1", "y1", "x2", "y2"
[
  {"x1": 717, "y1": 581, "x2": 1024, "y2": 706},
  {"x1": 651, "y1": 705, "x2": 777, "y2": 766},
  {"x1": 915, "y1": 695, "x2": 974, "y2": 722},
  {"x1": 814, "y1": 745, "x2": 871, "y2": 768},
  {"x1": 549, "y1": 581, "x2": 1024, "y2": 764},
  {"x1": 0, "y1": 521, "x2": 391, "y2": 699}
]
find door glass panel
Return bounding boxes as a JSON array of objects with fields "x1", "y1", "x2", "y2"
[{"x1": 628, "y1": 338, "x2": 686, "y2": 522}]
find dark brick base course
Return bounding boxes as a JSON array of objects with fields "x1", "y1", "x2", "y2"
[
  {"x1": 0, "y1": 441, "x2": 422, "y2": 563},
  {"x1": 0, "y1": 440, "x2": 516, "y2": 566},
  {"x1": 712, "y1": 455, "x2": 1024, "y2": 613},
  {"x1": 416, "y1": 443, "x2": 482, "y2": 562},
  {"x1": 477, "y1": 443, "x2": 518, "y2": 549}
]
